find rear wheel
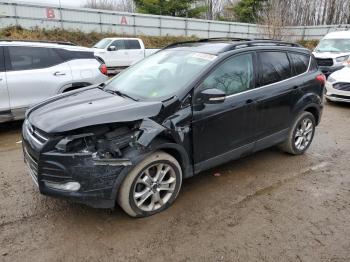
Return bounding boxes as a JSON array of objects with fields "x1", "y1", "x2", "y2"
[
  {"x1": 118, "y1": 151, "x2": 182, "y2": 217},
  {"x1": 280, "y1": 112, "x2": 316, "y2": 155}
]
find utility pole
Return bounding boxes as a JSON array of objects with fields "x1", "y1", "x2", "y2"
[{"x1": 58, "y1": 0, "x2": 63, "y2": 29}]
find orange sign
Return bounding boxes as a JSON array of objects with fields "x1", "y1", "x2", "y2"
[
  {"x1": 120, "y1": 16, "x2": 128, "y2": 25},
  {"x1": 46, "y1": 8, "x2": 56, "y2": 19}
]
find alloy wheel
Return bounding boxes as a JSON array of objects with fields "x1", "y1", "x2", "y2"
[
  {"x1": 294, "y1": 118, "x2": 314, "y2": 151},
  {"x1": 133, "y1": 163, "x2": 177, "y2": 212}
]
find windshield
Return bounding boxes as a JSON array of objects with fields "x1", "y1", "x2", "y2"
[
  {"x1": 104, "y1": 50, "x2": 217, "y2": 100},
  {"x1": 93, "y1": 39, "x2": 112, "y2": 49},
  {"x1": 315, "y1": 39, "x2": 350, "y2": 53}
]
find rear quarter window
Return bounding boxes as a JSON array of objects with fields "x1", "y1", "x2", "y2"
[
  {"x1": 289, "y1": 52, "x2": 310, "y2": 76},
  {"x1": 258, "y1": 51, "x2": 292, "y2": 86}
]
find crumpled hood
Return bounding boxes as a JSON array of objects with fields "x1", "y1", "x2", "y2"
[
  {"x1": 313, "y1": 51, "x2": 350, "y2": 59},
  {"x1": 28, "y1": 88, "x2": 163, "y2": 133}
]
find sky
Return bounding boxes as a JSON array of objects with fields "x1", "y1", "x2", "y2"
[{"x1": 17, "y1": 0, "x2": 87, "y2": 7}]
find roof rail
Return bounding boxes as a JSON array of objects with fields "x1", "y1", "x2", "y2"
[
  {"x1": 164, "y1": 37, "x2": 252, "y2": 49},
  {"x1": 225, "y1": 40, "x2": 302, "y2": 51},
  {"x1": 164, "y1": 38, "x2": 302, "y2": 51},
  {"x1": 0, "y1": 39, "x2": 77, "y2": 46}
]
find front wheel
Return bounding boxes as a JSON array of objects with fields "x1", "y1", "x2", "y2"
[
  {"x1": 280, "y1": 112, "x2": 316, "y2": 155},
  {"x1": 118, "y1": 151, "x2": 182, "y2": 217}
]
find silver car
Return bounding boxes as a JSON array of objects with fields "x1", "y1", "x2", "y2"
[{"x1": 0, "y1": 40, "x2": 108, "y2": 123}]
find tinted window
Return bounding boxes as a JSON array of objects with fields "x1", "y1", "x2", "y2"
[
  {"x1": 201, "y1": 53, "x2": 254, "y2": 96},
  {"x1": 55, "y1": 49, "x2": 94, "y2": 60},
  {"x1": 290, "y1": 53, "x2": 310, "y2": 75},
  {"x1": 258, "y1": 52, "x2": 292, "y2": 86},
  {"x1": 0, "y1": 47, "x2": 4, "y2": 72},
  {"x1": 126, "y1": 40, "x2": 141, "y2": 49},
  {"x1": 8, "y1": 46, "x2": 63, "y2": 71},
  {"x1": 111, "y1": 40, "x2": 126, "y2": 50},
  {"x1": 309, "y1": 55, "x2": 318, "y2": 72}
]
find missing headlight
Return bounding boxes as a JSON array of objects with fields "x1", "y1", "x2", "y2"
[{"x1": 55, "y1": 133, "x2": 95, "y2": 152}]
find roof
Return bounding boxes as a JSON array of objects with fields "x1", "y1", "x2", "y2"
[
  {"x1": 323, "y1": 31, "x2": 350, "y2": 39},
  {"x1": 164, "y1": 38, "x2": 305, "y2": 55},
  {"x1": 0, "y1": 40, "x2": 92, "y2": 52}
]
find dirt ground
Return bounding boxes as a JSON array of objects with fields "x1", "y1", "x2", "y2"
[{"x1": 0, "y1": 102, "x2": 349, "y2": 262}]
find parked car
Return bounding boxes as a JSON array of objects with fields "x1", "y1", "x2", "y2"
[
  {"x1": 313, "y1": 31, "x2": 350, "y2": 77},
  {"x1": 0, "y1": 40, "x2": 108, "y2": 123},
  {"x1": 325, "y1": 66, "x2": 350, "y2": 103},
  {"x1": 22, "y1": 39, "x2": 325, "y2": 217},
  {"x1": 93, "y1": 38, "x2": 159, "y2": 73}
]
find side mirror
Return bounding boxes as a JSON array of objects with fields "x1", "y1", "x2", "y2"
[
  {"x1": 108, "y1": 46, "x2": 116, "y2": 51},
  {"x1": 198, "y1": 88, "x2": 226, "y2": 104}
]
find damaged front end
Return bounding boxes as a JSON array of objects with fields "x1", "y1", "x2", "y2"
[{"x1": 22, "y1": 118, "x2": 169, "y2": 208}]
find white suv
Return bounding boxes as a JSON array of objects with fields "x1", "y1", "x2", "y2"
[{"x1": 0, "y1": 40, "x2": 108, "y2": 123}]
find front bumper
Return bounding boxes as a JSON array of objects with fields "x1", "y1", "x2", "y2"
[
  {"x1": 22, "y1": 125, "x2": 130, "y2": 209},
  {"x1": 325, "y1": 82, "x2": 350, "y2": 103}
]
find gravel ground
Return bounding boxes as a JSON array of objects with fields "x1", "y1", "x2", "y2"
[{"x1": 0, "y1": 102, "x2": 349, "y2": 262}]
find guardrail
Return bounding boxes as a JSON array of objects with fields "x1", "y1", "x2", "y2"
[{"x1": 1, "y1": 0, "x2": 350, "y2": 41}]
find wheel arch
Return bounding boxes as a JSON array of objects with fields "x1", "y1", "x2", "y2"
[
  {"x1": 110, "y1": 137, "x2": 193, "y2": 206},
  {"x1": 292, "y1": 93, "x2": 323, "y2": 126}
]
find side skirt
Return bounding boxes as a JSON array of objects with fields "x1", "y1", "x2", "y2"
[{"x1": 193, "y1": 128, "x2": 289, "y2": 175}]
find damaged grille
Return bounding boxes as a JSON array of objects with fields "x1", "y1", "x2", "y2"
[{"x1": 25, "y1": 121, "x2": 49, "y2": 145}]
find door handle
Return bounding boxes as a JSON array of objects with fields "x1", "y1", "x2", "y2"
[
  {"x1": 54, "y1": 72, "x2": 66, "y2": 76},
  {"x1": 246, "y1": 99, "x2": 255, "y2": 104},
  {"x1": 293, "y1": 86, "x2": 299, "y2": 90}
]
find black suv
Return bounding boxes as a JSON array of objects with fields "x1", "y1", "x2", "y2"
[{"x1": 22, "y1": 39, "x2": 325, "y2": 217}]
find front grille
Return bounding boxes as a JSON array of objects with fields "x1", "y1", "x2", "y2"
[
  {"x1": 316, "y1": 58, "x2": 334, "y2": 67},
  {"x1": 333, "y1": 82, "x2": 350, "y2": 91},
  {"x1": 24, "y1": 147, "x2": 39, "y2": 186},
  {"x1": 25, "y1": 120, "x2": 48, "y2": 145}
]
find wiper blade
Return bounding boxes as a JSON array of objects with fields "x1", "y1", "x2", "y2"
[{"x1": 104, "y1": 89, "x2": 139, "y2": 101}]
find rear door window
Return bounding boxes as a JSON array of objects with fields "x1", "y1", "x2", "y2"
[
  {"x1": 7, "y1": 46, "x2": 63, "y2": 71},
  {"x1": 258, "y1": 51, "x2": 292, "y2": 86},
  {"x1": 289, "y1": 52, "x2": 310, "y2": 75},
  {"x1": 126, "y1": 40, "x2": 141, "y2": 49}
]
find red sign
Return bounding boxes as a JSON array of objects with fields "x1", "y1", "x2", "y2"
[
  {"x1": 46, "y1": 8, "x2": 56, "y2": 19},
  {"x1": 120, "y1": 16, "x2": 128, "y2": 25}
]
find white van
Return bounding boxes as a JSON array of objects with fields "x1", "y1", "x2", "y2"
[{"x1": 313, "y1": 31, "x2": 350, "y2": 77}]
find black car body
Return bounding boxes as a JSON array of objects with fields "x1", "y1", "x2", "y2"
[{"x1": 22, "y1": 39, "x2": 325, "y2": 216}]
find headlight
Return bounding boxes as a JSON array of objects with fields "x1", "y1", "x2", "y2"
[
  {"x1": 335, "y1": 55, "x2": 350, "y2": 66},
  {"x1": 335, "y1": 56, "x2": 349, "y2": 62}
]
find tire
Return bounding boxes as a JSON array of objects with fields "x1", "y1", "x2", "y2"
[
  {"x1": 118, "y1": 151, "x2": 182, "y2": 218},
  {"x1": 280, "y1": 112, "x2": 316, "y2": 155}
]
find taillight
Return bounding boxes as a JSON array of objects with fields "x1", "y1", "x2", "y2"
[
  {"x1": 99, "y1": 64, "x2": 108, "y2": 76},
  {"x1": 316, "y1": 74, "x2": 326, "y2": 86}
]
